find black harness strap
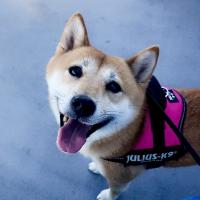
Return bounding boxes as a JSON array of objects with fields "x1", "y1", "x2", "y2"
[
  {"x1": 145, "y1": 77, "x2": 167, "y2": 168},
  {"x1": 147, "y1": 77, "x2": 166, "y2": 150},
  {"x1": 147, "y1": 77, "x2": 166, "y2": 147}
]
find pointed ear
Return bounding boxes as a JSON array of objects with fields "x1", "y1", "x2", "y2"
[
  {"x1": 55, "y1": 13, "x2": 90, "y2": 54},
  {"x1": 126, "y1": 46, "x2": 159, "y2": 85}
]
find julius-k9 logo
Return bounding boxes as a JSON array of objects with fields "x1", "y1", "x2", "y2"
[{"x1": 126, "y1": 151, "x2": 177, "y2": 164}]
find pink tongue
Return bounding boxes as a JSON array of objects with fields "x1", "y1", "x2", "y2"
[{"x1": 57, "y1": 119, "x2": 91, "y2": 153}]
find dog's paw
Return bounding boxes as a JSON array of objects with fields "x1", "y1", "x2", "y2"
[
  {"x1": 88, "y1": 162, "x2": 100, "y2": 175},
  {"x1": 97, "y1": 189, "x2": 117, "y2": 200}
]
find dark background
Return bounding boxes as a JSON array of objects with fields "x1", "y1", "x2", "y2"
[{"x1": 0, "y1": 0, "x2": 199, "y2": 199}]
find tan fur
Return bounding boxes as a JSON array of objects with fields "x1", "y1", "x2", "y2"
[{"x1": 46, "y1": 13, "x2": 200, "y2": 200}]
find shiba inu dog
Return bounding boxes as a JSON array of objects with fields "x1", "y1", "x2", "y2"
[{"x1": 46, "y1": 13, "x2": 200, "y2": 200}]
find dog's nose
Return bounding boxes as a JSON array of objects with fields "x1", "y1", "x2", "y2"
[{"x1": 70, "y1": 95, "x2": 96, "y2": 117}]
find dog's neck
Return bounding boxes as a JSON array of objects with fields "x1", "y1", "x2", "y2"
[{"x1": 81, "y1": 104, "x2": 146, "y2": 159}]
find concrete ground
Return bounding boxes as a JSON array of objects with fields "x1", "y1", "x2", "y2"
[{"x1": 0, "y1": 0, "x2": 200, "y2": 199}]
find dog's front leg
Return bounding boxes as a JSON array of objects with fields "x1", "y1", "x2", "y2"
[
  {"x1": 88, "y1": 161, "x2": 100, "y2": 175},
  {"x1": 97, "y1": 183, "x2": 128, "y2": 200},
  {"x1": 96, "y1": 161, "x2": 144, "y2": 200}
]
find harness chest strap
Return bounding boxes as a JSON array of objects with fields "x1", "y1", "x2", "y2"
[{"x1": 104, "y1": 146, "x2": 185, "y2": 167}]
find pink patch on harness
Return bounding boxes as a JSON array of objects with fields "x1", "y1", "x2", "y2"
[{"x1": 132, "y1": 88, "x2": 184, "y2": 150}]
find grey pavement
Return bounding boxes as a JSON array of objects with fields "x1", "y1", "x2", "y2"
[{"x1": 0, "y1": 0, "x2": 200, "y2": 200}]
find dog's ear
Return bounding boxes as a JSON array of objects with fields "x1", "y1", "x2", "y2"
[
  {"x1": 55, "y1": 13, "x2": 89, "y2": 54},
  {"x1": 126, "y1": 46, "x2": 159, "y2": 85}
]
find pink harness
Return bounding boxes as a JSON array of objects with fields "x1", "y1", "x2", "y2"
[{"x1": 132, "y1": 87, "x2": 185, "y2": 151}]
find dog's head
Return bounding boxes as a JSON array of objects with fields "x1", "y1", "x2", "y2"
[{"x1": 46, "y1": 13, "x2": 159, "y2": 153}]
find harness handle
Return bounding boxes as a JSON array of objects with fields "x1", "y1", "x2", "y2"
[{"x1": 147, "y1": 91, "x2": 200, "y2": 166}]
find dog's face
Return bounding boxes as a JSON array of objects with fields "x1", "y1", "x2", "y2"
[{"x1": 46, "y1": 13, "x2": 159, "y2": 153}]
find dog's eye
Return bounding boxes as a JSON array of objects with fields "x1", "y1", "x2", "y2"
[
  {"x1": 106, "y1": 81, "x2": 122, "y2": 93},
  {"x1": 68, "y1": 66, "x2": 82, "y2": 78}
]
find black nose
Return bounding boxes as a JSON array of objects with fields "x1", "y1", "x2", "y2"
[{"x1": 70, "y1": 95, "x2": 96, "y2": 117}]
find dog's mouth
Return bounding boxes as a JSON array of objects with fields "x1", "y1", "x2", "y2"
[{"x1": 56, "y1": 113, "x2": 112, "y2": 153}]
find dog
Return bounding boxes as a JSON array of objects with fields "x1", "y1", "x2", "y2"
[{"x1": 46, "y1": 13, "x2": 200, "y2": 200}]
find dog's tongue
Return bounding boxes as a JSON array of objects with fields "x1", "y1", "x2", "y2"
[{"x1": 57, "y1": 119, "x2": 91, "y2": 153}]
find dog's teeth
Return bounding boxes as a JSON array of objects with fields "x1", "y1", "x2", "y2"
[
  {"x1": 63, "y1": 116, "x2": 68, "y2": 122},
  {"x1": 63, "y1": 117, "x2": 67, "y2": 122}
]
